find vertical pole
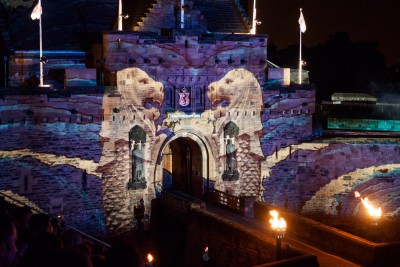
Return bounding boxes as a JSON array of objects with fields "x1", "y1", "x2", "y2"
[
  {"x1": 298, "y1": 8, "x2": 302, "y2": 85},
  {"x1": 118, "y1": 0, "x2": 122, "y2": 31},
  {"x1": 251, "y1": 0, "x2": 257, "y2": 34},
  {"x1": 3, "y1": 55, "x2": 7, "y2": 87},
  {"x1": 276, "y1": 238, "x2": 282, "y2": 260},
  {"x1": 181, "y1": 0, "x2": 185, "y2": 29},
  {"x1": 39, "y1": 0, "x2": 43, "y2": 87}
]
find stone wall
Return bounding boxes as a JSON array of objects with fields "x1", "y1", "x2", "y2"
[
  {"x1": 1, "y1": 80, "x2": 400, "y2": 237},
  {"x1": 1, "y1": 29, "x2": 400, "y2": 237},
  {"x1": 263, "y1": 140, "x2": 400, "y2": 219},
  {"x1": 102, "y1": 32, "x2": 267, "y2": 85},
  {"x1": 261, "y1": 86, "x2": 315, "y2": 156},
  {"x1": 2, "y1": 82, "x2": 400, "y2": 236},
  {"x1": 0, "y1": 91, "x2": 107, "y2": 236}
]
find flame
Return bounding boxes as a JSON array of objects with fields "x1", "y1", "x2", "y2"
[
  {"x1": 147, "y1": 253, "x2": 154, "y2": 263},
  {"x1": 354, "y1": 191, "x2": 382, "y2": 218},
  {"x1": 204, "y1": 246, "x2": 208, "y2": 253},
  {"x1": 269, "y1": 210, "x2": 286, "y2": 231}
]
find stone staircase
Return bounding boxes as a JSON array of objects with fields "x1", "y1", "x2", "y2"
[
  {"x1": 133, "y1": 0, "x2": 207, "y2": 34},
  {"x1": 133, "y1": 0, "x2": 181, "y2": 32},
  {"x1": 192, "y1": 0, "x2": 249, "y2": 33},
  {"x1": 122, "y1": 0, "x2": 157, "y2": 31},
  {"x1": 133, "y1": 0, "x2": 250, "y2": 34}
]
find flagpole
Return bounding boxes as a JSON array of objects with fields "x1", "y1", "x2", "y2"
[
  {"x1": 251, "y1": 0, "x2": 257, "y2": 34},
  {"x1": 39, "y1": 0, "x2": 43, "y2": 86},
  {"x1": 298, "y1": 8, "x2": 302, "y2": 85},
  {"x1": 118, "y1": 0, "x2": 122, "y2": 30},
  {"x1": 181, "y1": 0, "x2": 185, "y2": 29}
]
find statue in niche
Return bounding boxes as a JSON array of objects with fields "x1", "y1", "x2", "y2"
[
  {"x1": 128, "y1": 140, "x2": 146, "y2": 190},
  {"x1": 223, "y1": 135, "x2": 239, "y2": 181},
  {"x1": 226, "y1": 137, "x2": 236, "y2": 173},
  {"x1": 132, "y1": 141, "x2": 143, "y2": 182}
]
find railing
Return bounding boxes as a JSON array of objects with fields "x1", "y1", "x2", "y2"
[
  {"x1": 206, "y1": 187, "x2": 241, "y2": 213},
  {"x1": 205, "y1": 187, "x2": 255, "y2": 218},
  {"x1": 0, "y1": 191, "x2": 111, "y2": 249}
]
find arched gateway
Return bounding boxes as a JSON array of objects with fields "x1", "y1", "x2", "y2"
[
  {"x1": 99, "y1": 67, "x2": 264, "y2": 233},
  {"x1": 155, "y1": 131, "x2": 215, "y2": 199}
]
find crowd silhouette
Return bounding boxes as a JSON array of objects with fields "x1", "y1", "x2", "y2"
[{"x1": 0, "y1": 199, "x2": 146, "y2": 267}]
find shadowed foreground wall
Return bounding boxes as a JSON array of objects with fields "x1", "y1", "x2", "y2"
[{"x1": 183, "y1": 208, "x2": 279, "y2": 266}]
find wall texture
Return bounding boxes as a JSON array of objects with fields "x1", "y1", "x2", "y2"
[
  {"x1": 0, "y1": 91, "x2": 107, "y2": 235},
  {"x1": 1, "y1": 31, "x2": 400, "y2": 237}
]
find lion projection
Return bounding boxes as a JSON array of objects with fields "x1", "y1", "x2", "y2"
[
  {"x1": 208, "y1": 68, "x2": 263, "y2": 116},
  {"x1": 208, "y1": 68, "x2": 263, "y2": 137},
  {"x1": 117, "y1": 68, "x2": 164, "y2": 120}
]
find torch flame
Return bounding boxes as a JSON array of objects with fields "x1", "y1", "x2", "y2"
[
  {"x1": 354, "y1": 191, "x2": 382, "y2": 218},
  {"x1": 204, "y1": 246, "x2": 208, "y2": 253},
  {"x1": 269, "y1": 210, "x2": 286, "y2": 230},
  {"x1": 147, "y1": 253, "x2": 154, "y2": 263}
]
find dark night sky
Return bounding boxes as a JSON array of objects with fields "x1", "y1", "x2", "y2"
[{"x1": 256, "y1": 0, "x2": 400, "y2": 66}]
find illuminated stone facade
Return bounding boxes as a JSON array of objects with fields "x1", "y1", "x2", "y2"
[{"x1": 1, "y1": 0, "x2": 400, "y2": 236}]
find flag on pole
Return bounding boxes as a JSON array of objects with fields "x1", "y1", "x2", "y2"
[
  {"x1": 298, "y1": 9, "x2": 306, "y2": 33},
  {"x1": 31, "y1": 2, "x2": 42, "y2": 20}
]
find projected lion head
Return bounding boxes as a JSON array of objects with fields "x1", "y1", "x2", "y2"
[
  {"x1": 117, "y1": 68, "x2": 164, "y2": 120},
  {"x1": 208, "y1": 68, "x2": 263, "y2": 118}
]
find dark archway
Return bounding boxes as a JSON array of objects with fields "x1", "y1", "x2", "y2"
[{"x1": 165, "y1": 137, "x2": 203, "y2": 197}]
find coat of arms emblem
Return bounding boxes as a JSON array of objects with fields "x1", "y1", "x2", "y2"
[{"x1": 179, "y1": 87, "x2": 190, "y2": 107}]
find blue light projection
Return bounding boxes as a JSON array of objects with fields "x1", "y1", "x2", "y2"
[
  {"x1": 328, "y1": 118, "x2": 400, "y2": 132},
  {"x1": 0, "y1": 122, "x2": 102, "y2": 161},
  {"x1": 261, "y1": 115, "x2": 310, "y2": 155}
]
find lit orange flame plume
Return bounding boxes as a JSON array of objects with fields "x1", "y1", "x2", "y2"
[
  {"x1": 147, "y1": 253, "x2": 154, "y2": 263},
  {"x1": 354, "y1": 191, "x2": 382, "y2": 218},
  {"x1": 269, "y1": 210, "x2": 287, "y2": 231}
]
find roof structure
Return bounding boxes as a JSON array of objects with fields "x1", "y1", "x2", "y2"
[{"x1": 331, "y1": 93, "x2": 378, "y2": 102}]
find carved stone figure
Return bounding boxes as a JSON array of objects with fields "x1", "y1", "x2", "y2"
[
  {"x1": 128, "y1": 141, "x2": 146, "y2": 190},
  {"x1": 132, "y1": 142, "x2": 143, "y2": 182},
  {"x1": 226, "y1": 138, "x2": 236, "y2": 174},
  {"x1": 223, "y1": 136, "x2": 239, "y2": 181}
]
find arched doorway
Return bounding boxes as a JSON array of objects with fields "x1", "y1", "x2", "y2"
[{"x1": 162, "y1": 137, "x2": 204, "y2": 198}]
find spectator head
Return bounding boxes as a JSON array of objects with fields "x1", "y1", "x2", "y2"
[
  {"x1": 18, "y1": 232, "x2": 63, "y2": 267},
  {"x1": 48, "y1": 248, "x2": 93, "y2": 267},
  {"x1": 11, "y1": 206, "x2": 33, "y2": 231},
  {"x1": 61, "y1": 229, "x2": 83, "y2": 249},
  {"x1": 105, "y1": 243, "x2": 145, "y2": 267},
  {"x1": 29, "y1": 213, "x2": 51, "y2": 234},
  {"x1": 0, "y1": 212, "x2": 18, "y2": 267}
]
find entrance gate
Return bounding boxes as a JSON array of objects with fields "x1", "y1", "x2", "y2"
[{"x1": 159, "y1": 133, "x2": 212, "y2": 199}]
